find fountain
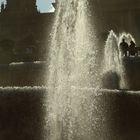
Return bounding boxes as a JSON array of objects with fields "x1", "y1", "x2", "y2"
[
  {"x1": 119, "y1": 33, "x2": 135, "y2": 46},
  {"x1": 103, "y1": 30, "x2": 119, "y2": 73},
  {"x1": 102, "y1": 30, "x2": 128, "y2": 89},
  {"x1": 46, "y1": 0, "x2": 101, "y2": 140},
  {"x1": 101, "y1": 31, "x2": 120, "y2": 89}
]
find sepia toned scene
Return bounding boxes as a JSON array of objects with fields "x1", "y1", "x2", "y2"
[{"x1": 0, "y1": 0, "x2": 140, "y2": 140}]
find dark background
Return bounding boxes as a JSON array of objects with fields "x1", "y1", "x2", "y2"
[{"x1": 89, "y1": 0, "x2": 140, "y2": 46}]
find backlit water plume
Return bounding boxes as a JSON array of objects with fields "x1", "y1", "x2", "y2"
[{"x1": 46, "y1": 0, "x2": 100, "y2": 140}]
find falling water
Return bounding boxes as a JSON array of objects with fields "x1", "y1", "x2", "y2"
[
  {"x1": 46, "y1": 0, "x2": 100, "y2": 140},
  {"x1": 119, "y1": 32, "x2": 135, "y2": 47},
  {"x1": 103, "y1": 30, "x2": 120, "y2": 72},
  {"x1": 103, "y1": 30, "x2": 127, "y2": 89}
]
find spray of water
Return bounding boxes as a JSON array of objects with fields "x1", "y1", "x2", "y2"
[
  {"x1": 46, "y1": 0, "x2": 100, "y2": 140},
  {"x1": 119, "y1": 32, "x2": 135, "y2": 46},
  {"x1": 103, "y1": 30, "x2": 128, "y2": 89},
  {"x1": 103, "y1": 30, "x2": 120, "y2": 72}
]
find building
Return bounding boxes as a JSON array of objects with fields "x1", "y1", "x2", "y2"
[
  {"x1": 0, "y1": 0, "x2": 55, "y2": 63},
  {"x1": 4, "y1": 0, "x2": 38, "y2": 14},
  {"x1": 0, "y1": 0, "x2": 140, "y2": 63}
]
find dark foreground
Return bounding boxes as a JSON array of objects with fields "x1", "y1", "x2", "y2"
[
  {"x1": 0, "y1": 87, "x2": 46, "y2": 140},
  {"x1": 0, "y1": 87, "x2": 140, "y2": 140}
]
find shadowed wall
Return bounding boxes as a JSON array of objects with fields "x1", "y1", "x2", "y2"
[{"x1": 0, "y1": 59, "x2": 139, "y2": 89}]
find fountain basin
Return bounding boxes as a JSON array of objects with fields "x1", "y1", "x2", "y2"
[
  {"x1": 0, "y1": 62, "x2": 46, "y2": 86},
  {"x1": 0, "y1": 87, "x2": 139, "y2": 140},
  {"x1": 123, "y1": 57, "x2": 140, "y2": 90},
  {"x1": 0, "y1": 59, "x2": 140, "y2": 90}
]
